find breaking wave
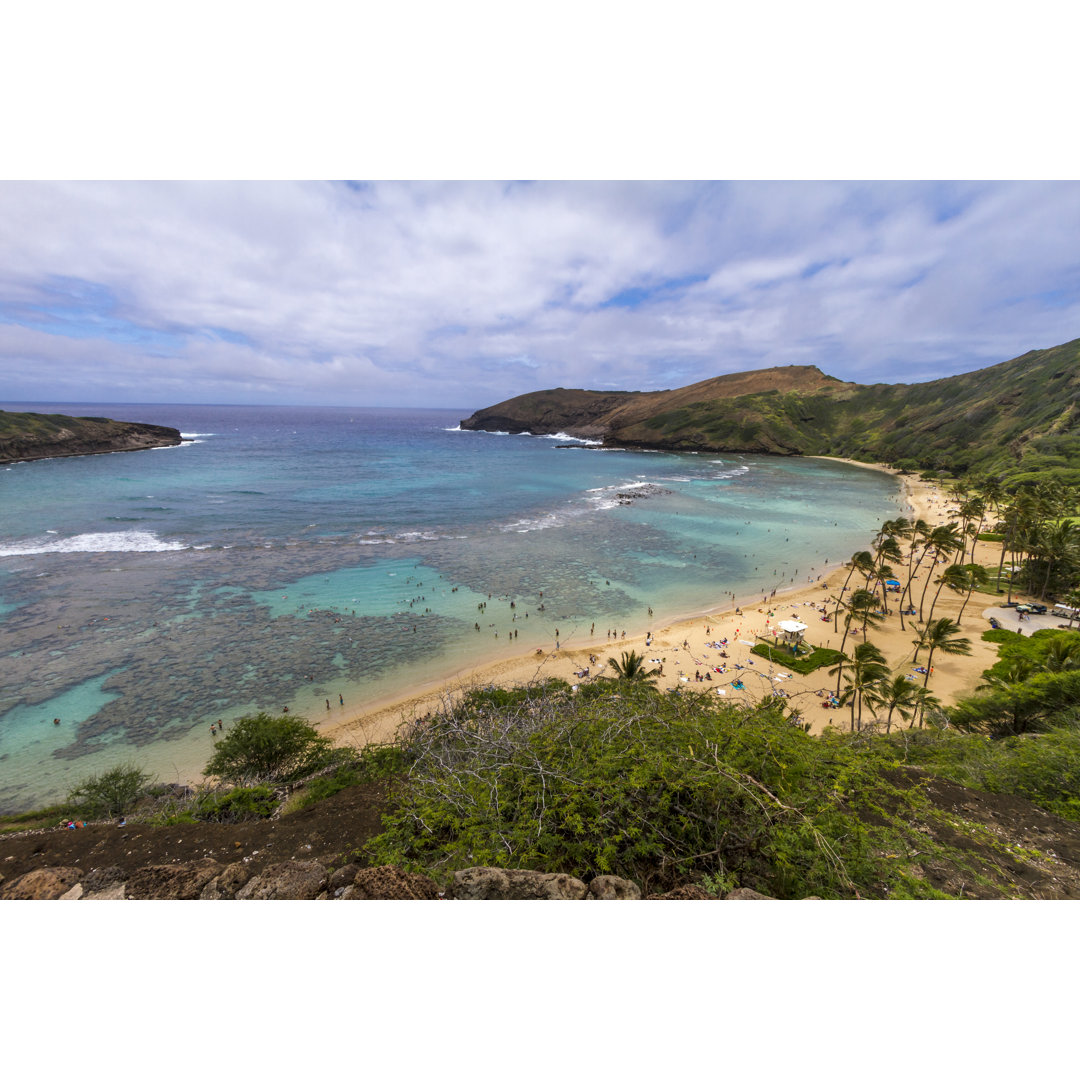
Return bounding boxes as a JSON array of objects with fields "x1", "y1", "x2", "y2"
[{"x1": 0, "y1": 530, "x2": 189, "y2": 557}]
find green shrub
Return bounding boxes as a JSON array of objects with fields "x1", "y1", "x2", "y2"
[
  {"x1": 204, "y1": 711, "x2": 334, "y2": 785},
  {"x1": 874, "y1": 726, "x2": 1080, "y2": 823},
  {"x1": 289, "y1": 745, "x2": 409, "y2": 811},
  {"x1": 66, "y1": 763, "x2": 151, "y2": 818},
  {"x1": 366, "y1": 680, "x2": 952, "y2": 898},
  {"x1": 194, "y1": 784, "x2": 279, "y2": 822}
]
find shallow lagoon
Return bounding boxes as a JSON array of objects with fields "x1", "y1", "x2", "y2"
[{"x1": 0, "y1": 403, "x2": 906, "y2": 810}]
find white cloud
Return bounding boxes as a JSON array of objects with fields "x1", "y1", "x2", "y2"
[{"x1": 0, "y1": 181, "x2": 1078, "y2": 407}]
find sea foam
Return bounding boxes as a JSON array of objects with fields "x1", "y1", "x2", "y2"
[{"x1": 0, "y1": 530, "x2": 188, "y2": 556}]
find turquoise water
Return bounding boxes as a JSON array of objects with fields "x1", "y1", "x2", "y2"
[{"x1": 0, "y1": 403, "x2": 906, "y2": 810}]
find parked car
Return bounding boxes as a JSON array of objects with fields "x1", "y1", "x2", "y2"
[{"x1": 1029, "y1": 603, "x2": 1048, "y2": 615}]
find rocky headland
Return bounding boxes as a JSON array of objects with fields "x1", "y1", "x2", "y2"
[{"x1": 0, "y1": 409, "x2": 184, "y2": 464}]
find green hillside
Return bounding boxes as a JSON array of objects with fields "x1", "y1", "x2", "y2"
[
  {"x1": 0, "y1": 410, "x2": 183, "y2": 463},
  {"x1": 461, "y1": 338, "x2": 1080, "y2": 486}
]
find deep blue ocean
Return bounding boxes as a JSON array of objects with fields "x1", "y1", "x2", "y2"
[{"x1": 0, "y1": 403, "x2": 907, "y2": 810}]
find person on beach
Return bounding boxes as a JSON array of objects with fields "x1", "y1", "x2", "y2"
[{"x1": 339, "y1": 693, "x2": 344, "y2": 705}]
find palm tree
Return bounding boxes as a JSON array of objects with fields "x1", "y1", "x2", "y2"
[
  {"x1": 606, "y1": 649, "x2": 661, "y2": 682},
  {"x1": 911, "y1": 617, "x2": 972, "y2": 724},
  {"x1": 896, "y1": 517, "x2": 928, "y2": 631},
  {"x1": 834, "y1": 551, "x2": 875, "y2": 631},
  {"x1": 833, "y1": 588, "x2": 886, "y2": 693},
  {"x1": 977, "y1": 656, "x2": 1037, "y2": 692},
  {"x1": 954, "y1": 562, "x2": 991, "y2": 625},
  {"x1": 917, "y1": 524, "x2": 964, "y2": 622},
  {"x1": 1062, "y1": 588, "x2": 1080, "y2": 630},
  {"x1": 830, "y1": 641, "x2": 888, "y2": 732},
  {"x1": 866, "y1": 673, "x2": 924, "y2": 734},
  {"x1": 1041, "y1": 635, "x2": 1080, "y2": 673},
  {"x1": 925, "y1": 563, "x2": 970, "y2": 624}
]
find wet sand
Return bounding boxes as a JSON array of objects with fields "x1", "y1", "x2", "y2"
[{"x1": 322, "y1": 462, "x2": 1011, "y2": 749}]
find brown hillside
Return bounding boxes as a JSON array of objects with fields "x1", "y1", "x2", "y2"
[{"x1": 603, "y1": 365, "x2": 850, "y2": 428}]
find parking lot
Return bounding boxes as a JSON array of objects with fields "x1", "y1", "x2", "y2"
[{"x1": 982, "y1": 604, "x2": 1080, "y2": 637}]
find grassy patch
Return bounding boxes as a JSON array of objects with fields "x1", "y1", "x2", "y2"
[
  {"x1": 751, "y1": 643, "x2": 845, "y2": 674},
  {"x1": 0, "y1": 805, "x2": 71, "y2": 834}
]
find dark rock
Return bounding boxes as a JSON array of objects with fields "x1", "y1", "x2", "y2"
[
  {"x1": 1, "y1": 866, "x2": 84, "y2": 900},
  {"x1": 451, "y1": 866, "x2": 588, "y2": 900},
  {"x1": 82, "y1": 866, "x2": 129, "y2": 896},
  {"x1": 586, "y1": 875, "x2": 641, "y2": 900},
  {"x1": 85, "y1": 883, "x2": 127, "y2": 900},
  {"x1": 327, "y1": 863, "x2": 364, "y2": 892},
  {"x1": 126, "y1": 859, "x2": 224, "y2": 900},
  {"x1": 236, "y1": 859, "x2": 328, "y2": 900},
  {"x1": 646, "y1": 884, "x2": 714, "y2": 900},
  {"x1": 200, "y1": 862, "x2": 251, "y2": 900},
  {"x1": 339, "y1": 865, "x2": 441, "y2": 900}
]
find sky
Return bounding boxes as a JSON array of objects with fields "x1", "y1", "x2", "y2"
[{"x1": 2, "y1": 180, "x2": 1078, "y2": 411}]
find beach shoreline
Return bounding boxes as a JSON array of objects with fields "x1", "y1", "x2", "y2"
[
  {"x1": 147, "y1": 457, "x2": 993, "y2": 790},
  {"x1": 320, "y1": 458, "x2": 987, "y2": 752}
]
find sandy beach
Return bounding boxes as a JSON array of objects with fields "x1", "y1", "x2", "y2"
[{"x1": 323, "y1": 460, "x2": 1014, "y2": 749}]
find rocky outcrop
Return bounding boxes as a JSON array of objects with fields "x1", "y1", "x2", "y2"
[
  {"x1": 646, "y1": 884, "x2": 714, "y2": 900},
  {"x1": 126, "y1": 859, "x2": 223, "y2": 900},
  {"x1": 0, "y1": 410, "x2": 183, "y2": 464},
  {"x1": 236, "y1": 860, "x2": 328, "y2": 900},
  {"x1": 200, "y1": 862, "x2": 252, "y2": 900},
  {"x1": 586, "y1": 875, "x2": 642, "y2": 900},
  {"x1": 82, "y1": 866, "x2": 128, "y2": 896},
  {"x1": 450, "y1": 866, "x2": 589, "y2": 900},
  {"x1": 339, "y1": 865, "x2": 442, "y2": 900},
  {"x1": 0, "y1": 866, "x2": 84, "y2": 899},
  {"x1": 0, "y1": 854, "x2": 782, "y2": 900}
]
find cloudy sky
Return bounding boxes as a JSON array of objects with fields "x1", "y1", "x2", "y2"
[{"x1": 1, "y1": 180, "x2": 1078, "y2": 410}]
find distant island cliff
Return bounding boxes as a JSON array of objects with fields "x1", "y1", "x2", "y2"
[
  {"x1": 461, "y1": 338, "x2": 1080, "y2": 486},
  {"x1": 0, "y1": 410, "x2": 184, "y2": 464}
]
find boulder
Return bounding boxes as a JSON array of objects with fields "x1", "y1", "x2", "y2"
[
  {"x1": 646, "y1": 884, "x2": 713, "y2": 900},
  {"x1": 586, "y1": 875, "x2": 641, "y2": 900},
  {"x1": 84, "y1": 883, "x2": 127, "y2": 900},
  {"x1": 82, "y1": 866, "x2": 128, "y2": 896},
  {"x1": 328, "y1": 863, "x2": 364, "y2": 892},
  {"x1": 0, "y1": 866, "x2": 84, "y2": 900},
  {"x1": 59, "y1": 884, "x2": 84, "y2": 900},
  {"x1": 236, "y1": 860, "x2": 328, "y2": 900},
  {"x1": 724, "y1": 887, "x2": 775, "y2": 900},
  {"x1": 451, "y1": 866, "x2": 588, "y2": 900},
  {"x1": 126, "y1": 859, "x2": 224, "y2": 900},
  {"x1": 340, "y1": 865, "x2": 441, "y2": 900},
  {"x1": 200, "y1": 862, "x2": 252, "y2": 900}
]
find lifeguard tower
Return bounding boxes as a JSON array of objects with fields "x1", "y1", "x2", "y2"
[{"x1": 776, "y1": 618, "x2": 808, "y2": 655}]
